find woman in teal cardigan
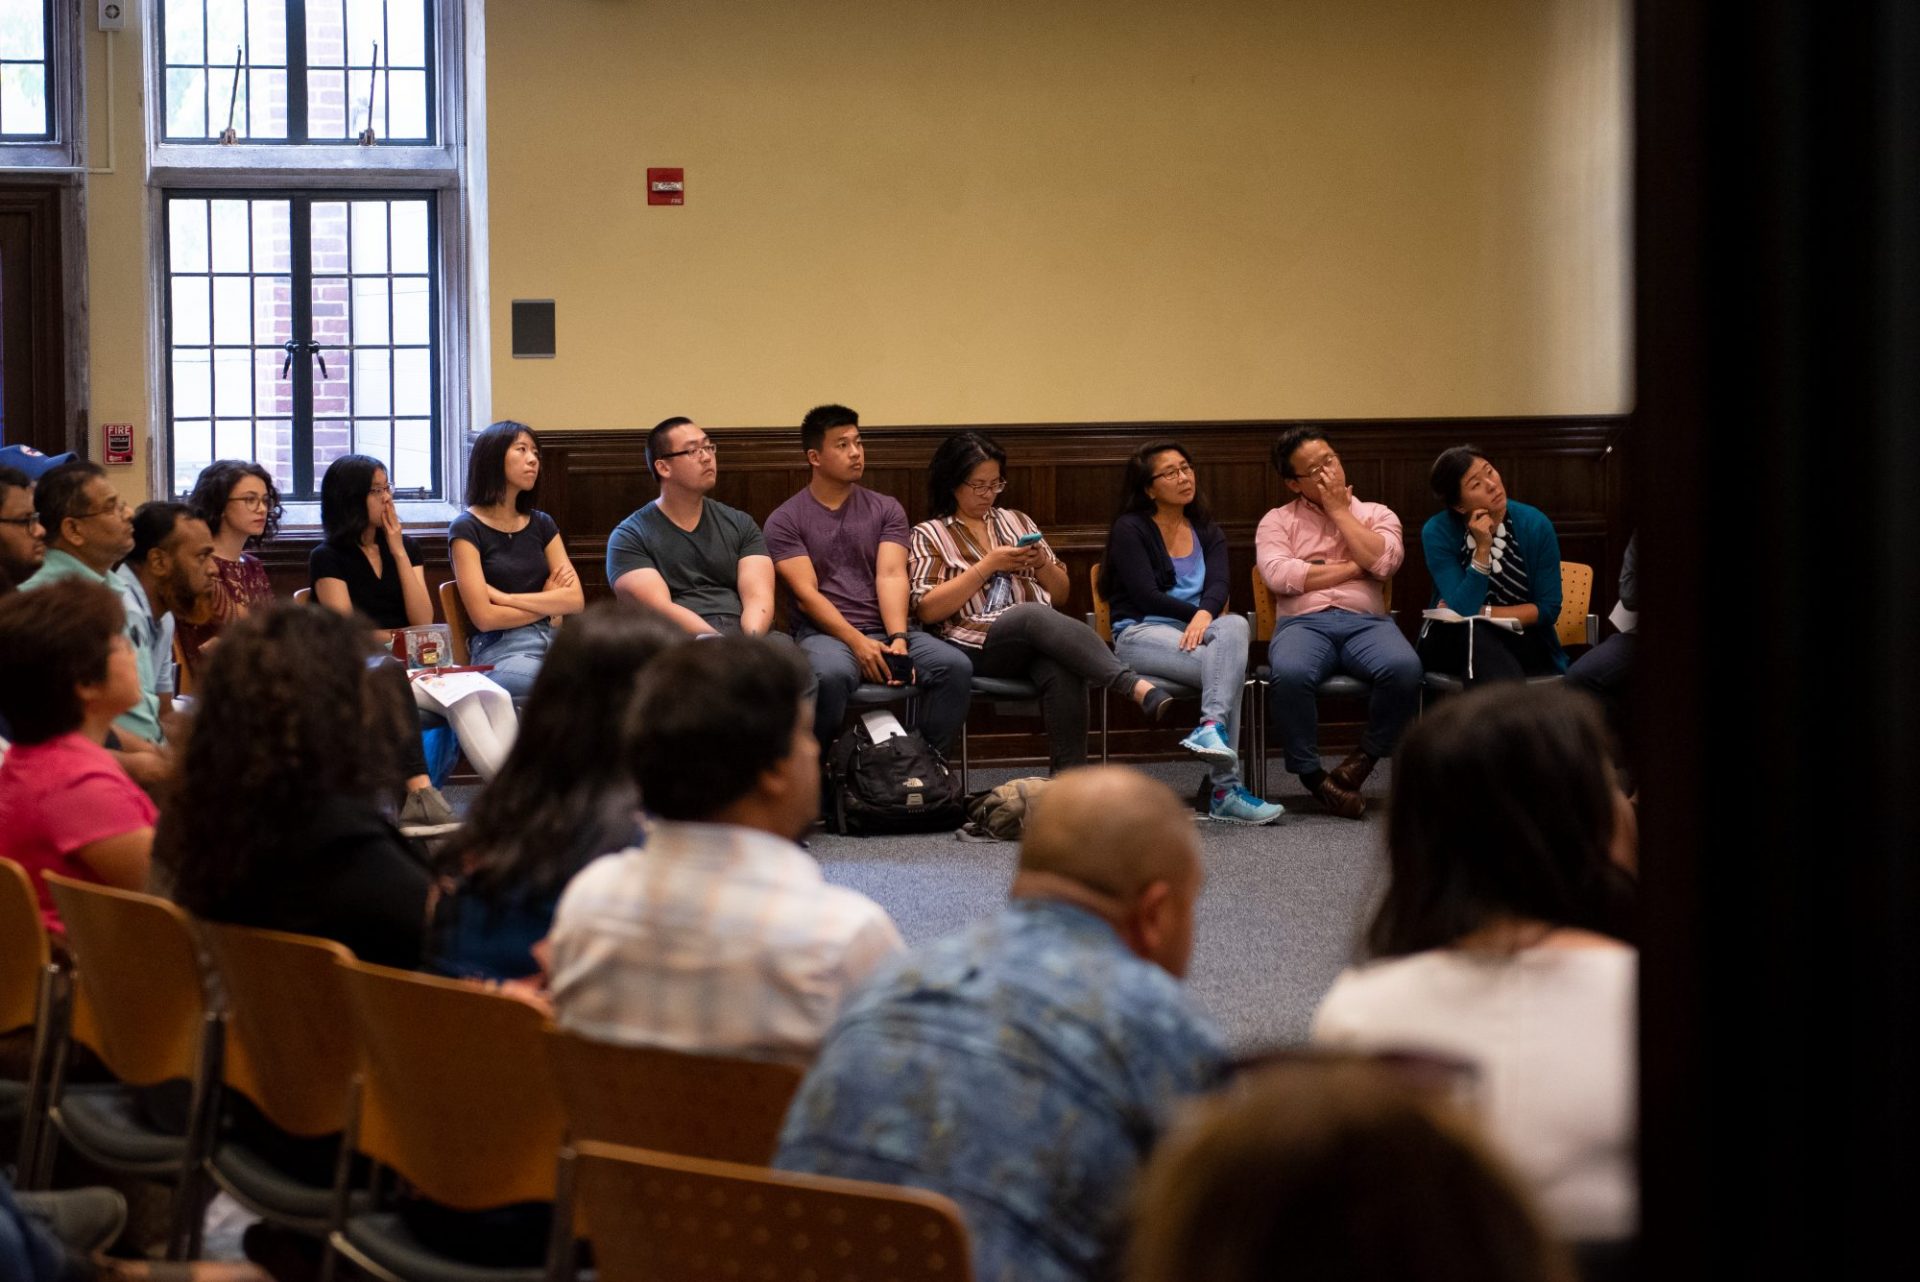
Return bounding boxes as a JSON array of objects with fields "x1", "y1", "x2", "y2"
[{"x1": 1418, "y1": 445, "x2": 1565, "y2": 684}]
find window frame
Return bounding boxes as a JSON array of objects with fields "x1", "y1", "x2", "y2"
[
  {"x1": 159, "y1": 186, "x2": 447, "y2": 504},
  {"x1": 148, "y1": 0, "x2": 483, "y2": 522},
  {"x1": 0, "y1": 0, "x2": 81, "y2": 168},
  {"x1": 155, "y1": 0, "x2": 439, "y2": 148}
]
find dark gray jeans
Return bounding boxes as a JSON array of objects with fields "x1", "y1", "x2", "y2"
[{"x1": 966, "y1": 602, "x2": 1139, "y2": 773}]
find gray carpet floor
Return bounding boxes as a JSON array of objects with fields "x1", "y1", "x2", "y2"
[{"x1": 808, "y1": 758, "x2": 1392, "y2": 1054}]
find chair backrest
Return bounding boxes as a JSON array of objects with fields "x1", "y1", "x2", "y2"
[
  {"x1": 0, "y1": 858, "x2": 51, "y2": 1038},
  {"x1": 338, "y1": 958, "x2": 567, "y2": 1210},
  {"x1": 545, "y1": 1029, "x2": 803, "y2": 1166},
  {"x1": 172, "y1": 633, "x2": 196, "y2": 698},
  {"x1": 1557, "y1": 561, "x2": 1595, "y2": 648},
  {"x1": 202, "y1": 924, "x2": 358, "y2": 1139},
  {"x1": 1088, "y1": 563, "x2": 1112, "y2": 643},
  {"x1": 41, "y1": 875, "x2": 208, "y2": 1087},
  {"x1": 291, "y1": 587, "x2": 312, "y2": 605},
  {"x1": 437, "y1": 580, "x2": 472, "y2": 664},
  {"x1": 1249, "y1": 567, "x2": 1392, "y2": 643},
  {"x1": 573, "y1": 1140, "x2": 973, "y2": 1282}
]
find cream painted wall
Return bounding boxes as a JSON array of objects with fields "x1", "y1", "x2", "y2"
[
  {"x1": 485, "y1": 0, "x2": 1630, "y2": 430},
  {"x1": 82, "y1": 21, "x2": 151, "y2": 506}
]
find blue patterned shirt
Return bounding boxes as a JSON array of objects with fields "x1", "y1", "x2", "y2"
[{"x1": 775, "y1": 899, "x2": 1227, "y2": 1282}]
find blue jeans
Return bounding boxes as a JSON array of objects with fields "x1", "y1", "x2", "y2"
[
  {"x1": 798, "y1": 627, "x2": 973, "y2": 754},
  {"x1": 467, "y1": 620, "x2": 552, "y2": 706},
  {"x1": 1113, "y1": 613, "x2": 1250, "y2": 788},
  {"x1": 1267, "y1": 609, "x2": 1421, "y2": 775}
]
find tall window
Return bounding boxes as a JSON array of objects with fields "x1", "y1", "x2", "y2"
[
  {"x1": 154, "y1": 1, "x2": 467, "y2": 507},
  {"x1": 161, "y1": 0, "x2": 432, "y2": 144},
  {"x1": 0, "y1": 0, "x2": 51, "y2": 139},
  {"x1": 164, "y1": 193, "x2": 439, "y2": 499}
]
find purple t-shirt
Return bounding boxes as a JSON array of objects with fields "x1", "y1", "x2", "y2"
[{"x1": 763, "y1": 486, "x2": 909, "y2": 635}]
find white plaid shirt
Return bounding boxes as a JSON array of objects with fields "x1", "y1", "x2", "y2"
[{"x1": 548, "y1": 821, "x2": 905, "y2": 1063}]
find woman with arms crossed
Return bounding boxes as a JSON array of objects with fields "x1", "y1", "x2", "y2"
[{"x1": 447, "y1": 421, "x2": 585, "y2": 704}]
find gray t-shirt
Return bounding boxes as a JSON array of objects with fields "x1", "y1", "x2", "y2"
[
  {"x1": 605, "y1": 498, "x2": 768, "y2": 622},
  {"x1": 762, "y1": 486, "x2": 909, "y2": 635}
]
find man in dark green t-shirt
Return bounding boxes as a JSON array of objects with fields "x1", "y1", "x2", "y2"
[{"x1": 607, "y1": 416, "x2": 777, "y2": 636}]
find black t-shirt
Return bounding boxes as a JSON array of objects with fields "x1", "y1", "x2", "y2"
[
  {"x1": 310, "y1": 536, "x2": 425, "y2": 630},
  {"x1": 448, "y1": 510, "x2": 560, "y2": 594}
]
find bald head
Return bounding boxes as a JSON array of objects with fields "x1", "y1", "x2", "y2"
[{"x1": 1020, "y1": 766, "x2": 1201, "y2": 900}]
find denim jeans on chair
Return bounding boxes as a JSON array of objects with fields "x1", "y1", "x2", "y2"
[
  {"x1": 466, "y1": 620, "x2": 552, "y2": 707},
  {"x1": 1113, "y1": 613, "x2": 1251, "y2": 789}
]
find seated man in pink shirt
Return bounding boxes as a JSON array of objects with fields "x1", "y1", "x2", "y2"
[{"x1": 1256, "y1": 428, "x2": 1422, "y2": 818}]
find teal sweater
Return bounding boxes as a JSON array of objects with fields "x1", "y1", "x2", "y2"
[{"x1": 1421, "y1": 499, "x2": 1566, "y2": 671}]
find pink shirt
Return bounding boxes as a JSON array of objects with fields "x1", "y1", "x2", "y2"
[
  {"x1": 1256, "y1": 496, "x2": 1405, "y2": 619},
  {"x1": 0, "y1": 733, "x2": 158, "y2": 934}
]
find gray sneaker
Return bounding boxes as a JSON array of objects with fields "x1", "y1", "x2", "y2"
[
  {"x1": 1208, "y1": 785, "x2": 1286, "y2": 826},
  {"x1": 15, "y1": 1186, "x2": 128, "y2": 1255},
  {"x1": 398, "y1": 785, "x2": 460, "y2": 836}
]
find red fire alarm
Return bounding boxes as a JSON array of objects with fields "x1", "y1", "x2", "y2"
[
  {"x1": 647, "y1": 168, "x2": 684, "y2": 206},
  {"x1": 104, "y1": 423, "x2": 134, "y2": 465}
]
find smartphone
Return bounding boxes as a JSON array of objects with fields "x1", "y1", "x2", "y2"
[
  {"x1": 1015, "y1": 531, "x2": 1045, "y2": 547},
  {"x1": 884, "y1": 650, "x2": 914, "y2": 684}
]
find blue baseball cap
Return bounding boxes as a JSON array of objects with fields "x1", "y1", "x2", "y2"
[{"x1": 0, "y1": 444, "x2": 79, "y2": 480}]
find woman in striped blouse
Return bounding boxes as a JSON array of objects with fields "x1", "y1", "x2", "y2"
[{"x1": 908, "y1": 431, "x2": 1169, "y2": 774}]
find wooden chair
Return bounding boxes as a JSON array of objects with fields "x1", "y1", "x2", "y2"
[
  {"x1": 572, "y1": 1139, "x2": 973, "y2": 1282},
  {"x1": 437, "y1": 580, "x2": 473, "y2": 665},
  {"x1": 200, "y1": 924, "x2": 364, "y2": 1236},
  {"x1": 292, "y1": 587, "x2": 313, "y2": 605},
  {"x1": 1420, "y1": 561, "x2": 1601, "y2": 701},
  {"x1": 172, "y1": 633, "x2": 196, "y2": 698},
  {"x1": 544, "y1": 1028, "x2": 803, "y2": 1166},
  {"x1": 1246, "y1": 570, "x2": 1394, "y2": 797},
  {"x1": 40, "y1": 875, "x2": 222, "y2": 1260},
  {"x1": 0, "y1": 858, "x2": 64, "y2": 1187},
  {"x1": 330, "y1": 959, "x2": 574, "y2": 1282}
]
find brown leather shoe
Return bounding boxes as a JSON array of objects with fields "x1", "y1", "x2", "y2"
[
  {"x1": 1327, "y1": 750, "x2": 1377, "y2": 794},
  {"x1": 1313, "y1": 776, "x2": 1367, "y2": 820}
]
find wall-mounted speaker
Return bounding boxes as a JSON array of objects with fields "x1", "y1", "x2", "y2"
[{"x1": 511, "y1": 300, "x2": 556, "y2": 359}]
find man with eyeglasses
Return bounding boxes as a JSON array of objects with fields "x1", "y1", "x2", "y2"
[
  {"x1": 0, "y1": 463, "x2": 48, "y2": 595},
  {"x1": 18, "y1": 460, "x2": 171, "y2": 783},
  {"x1": 608, "y1": 416, "x2": 782, "y2": 637},
  {"x1": 1254, "y1": 427, "x2": 1422, "y2": 819}
]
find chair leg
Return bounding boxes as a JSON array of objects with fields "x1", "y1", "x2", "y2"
[
  {"x1": 544, "y1": 1148, "x2": 580, "y2": 1282},
  {"x1": 959, "y1": 720, "x2": 971, "y2": 796},
  {"x1": 1099, "y1": 690, "x2": 1110, "y2": 763}
]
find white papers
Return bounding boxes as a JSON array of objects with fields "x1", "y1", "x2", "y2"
[
  {"x1": 1608, "y1": 600, "x2": 1638, "y2": 634},
  {"x1": 410, "y1": 669, "x2": 507, "y2": 710},
  {"x1": 860, "y1": 709, "x2": 910, "y2": 743},
  {"x1": 1423, "y1": 608, "x2": 1523, "y2": 633}
]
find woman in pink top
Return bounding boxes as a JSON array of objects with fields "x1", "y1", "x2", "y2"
[{"x1": 0, "y1": 579, "x2": 157, "y2": 933}]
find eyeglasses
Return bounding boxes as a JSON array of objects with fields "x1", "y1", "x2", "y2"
[
  {"x1": 0, "y1": 513, "x2": 42, "y2": 529},
  {"x1": 1152, "y1": 462, "x2": 1196, "y2": 482},
  {"x1": 227, "y1": 494, "x2": 272, "y2": 510},
  {"x1": 658, "y1": 442, "x2": 719, "y2": 461},
  {"x1": 72, "y1": 499, "x2": 131, "y2": 520},
  {"x1": 960, "y1": 478, "x2": 1006, "y2": 496}
]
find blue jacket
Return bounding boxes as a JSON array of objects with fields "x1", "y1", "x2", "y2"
[
  {"x1": 1421, "y1": 499, "x2": 1565, "y2": 671},
  {"x1": 1102, "y1": 510, "x2": 1231, "y2": 627}
]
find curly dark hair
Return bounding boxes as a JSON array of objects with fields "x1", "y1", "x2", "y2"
[
  {"x1": 186, "y1": 459, "x2": 283, "y2": 543},
  {"x1": 440, "y1": 599, "x2": 687, "y2": 903},
  {"x1": 0, "y1": 579, "x2": 126, "y2": 744},
  {"x1": 157, "y1": 603, "x2": 400, "y2": 916}
]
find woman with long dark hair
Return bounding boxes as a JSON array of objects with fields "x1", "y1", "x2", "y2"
[
  {"x1": 908, "y1": 430, "x2": 1164, "y2": 774},
  {"x1": 314, "y1": 453, "x2": 517, "y2": 789},
  {"x1": 157, "y1": 604, "x2": 430, "y2": 969},
  {"x1": 447, "y1": 421, "x2": 585, "y2": 703},
  {"x1": 428, "y1": 599, "x2": 685, "y2": 981},
  {"x1": 1312, "y1": 682, "x2": 1637, "y2": 1241},
  {"x1": 1102, "y1": 440, "x2": 1280, "y2": 825},
  {"x1": 1417, "y1": 445, "x2": 1566, "y2": 684},
  {"x1": 177, "y1": 458, "x2": 282, "y2": 676}
]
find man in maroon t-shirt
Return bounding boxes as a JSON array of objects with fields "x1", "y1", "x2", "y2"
[{"x1": 763, "y1": 404, "x2": 972, "y2": 751}]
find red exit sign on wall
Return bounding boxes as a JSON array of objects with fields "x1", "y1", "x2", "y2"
[{"x1": 647, "y1": 168, "x2": 684, "y2": 206}]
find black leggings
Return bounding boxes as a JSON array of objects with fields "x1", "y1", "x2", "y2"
[
  {"x1": 1417, "y1": 618, "x2": 1559, "y2": 685},
  {"x1": 968, "y1": 603, "x2": 1140, "y2": 773}
]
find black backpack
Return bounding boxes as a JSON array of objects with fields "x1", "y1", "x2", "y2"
[{"x1": 825, "y1": 720, "x2": 967, "y2": 835}]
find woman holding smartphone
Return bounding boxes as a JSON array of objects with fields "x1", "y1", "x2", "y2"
[{"x1": 909, "y1": 430, "x2": 1167, "y2": 774}]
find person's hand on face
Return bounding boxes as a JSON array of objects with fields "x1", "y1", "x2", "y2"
[
  {"x1": 1467, "y1": 508, "x2": 1496, "y2": 552},
  {"x1": 1309, "y1": 469, "x2": 1353, "y2": 514}
]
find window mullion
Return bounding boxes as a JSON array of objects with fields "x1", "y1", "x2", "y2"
[
  {"x1": 290, "y1": 196, "x2": 316, "y2": 496},
  {"x1": 285, "y1": 0, "x2": 310, "y2": 142}
]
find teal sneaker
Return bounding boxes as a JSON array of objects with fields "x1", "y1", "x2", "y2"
[
  {"x1": 1210, "y1": 785, "x2": 1285, "y2": 826},
  {"x1": 1179, "y1": 720, "x2": 1239, "y2": 766}
]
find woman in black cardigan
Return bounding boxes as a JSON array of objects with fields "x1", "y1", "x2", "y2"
[{"x1": 1102, "y1": 440, "x2": 1282, "y2": 826}]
